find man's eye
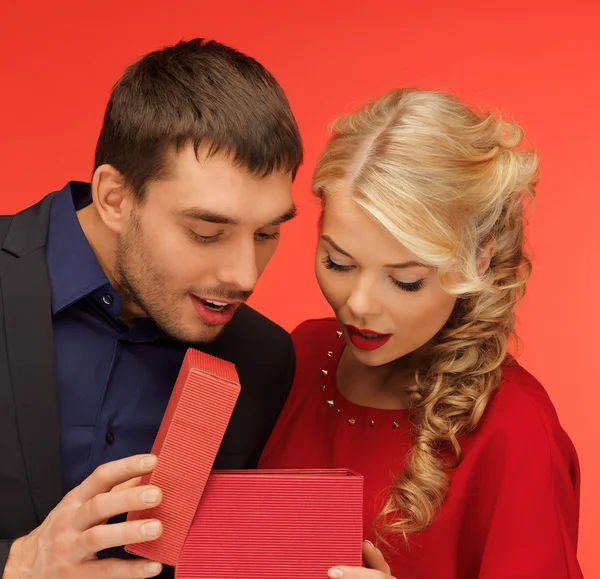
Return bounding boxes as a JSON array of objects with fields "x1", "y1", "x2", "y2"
[
  {"x1": 255, "y1": 231, "x2": 280, "y2": 242},
  {"x1": 189, "y1": 230, "x2": 221, "y2": 244}
]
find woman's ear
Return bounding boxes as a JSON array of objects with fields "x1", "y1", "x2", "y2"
[{"x1": 478, "y1": 239, "x2": 497, "y2": 275}]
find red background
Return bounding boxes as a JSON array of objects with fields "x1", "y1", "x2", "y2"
[{"x1": 1, "y1": 1, "x2": 598, "y2": 575}]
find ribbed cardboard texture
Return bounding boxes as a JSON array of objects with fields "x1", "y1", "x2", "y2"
[
  {"x1": 126, "y1": 349, "x2": 240, "y2": 567},
  {"x1": 176, "y1": 469, "x2": 364, "y2": 579}
]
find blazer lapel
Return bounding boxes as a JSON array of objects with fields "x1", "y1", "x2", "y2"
[{"x1": 1, "y1": 194, "x2": 63, "y2": 522}]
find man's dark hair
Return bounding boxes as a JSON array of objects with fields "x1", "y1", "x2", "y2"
[{"x1": 94, "y1": 38, "x2": 303, "y2": 196}]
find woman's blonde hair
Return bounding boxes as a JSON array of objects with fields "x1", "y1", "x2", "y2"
[{"x1": 313, "y1": 88, "x2": 539, "y2": 539}]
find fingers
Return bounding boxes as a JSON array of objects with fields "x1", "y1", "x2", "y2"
[
  {"x1": 77, "y1": 518, "x2": 163, "y2": 558},
  {"x1": 81, "y1": 557, "x2": 163, "y2": 579},
  {"x1": 75, "y1": 455, "x2": 157, "y2": 503},
  {"x1": 75, "y1": 484, "x2": 163, "y2": 530},
  {"x1": 328, "y1": 541, "x2": 395, "y2": 579},
  {"x1": 111, "y1": 476, "x2": 143, "y2": 493},
  {"x1": 362, "y1": 540, "x2": 392, "y2": 574},
  {"x1": 328, "y1": 566, "x2": 394, "y2": 579}
]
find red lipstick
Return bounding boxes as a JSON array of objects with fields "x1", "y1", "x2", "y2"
[{"x1": 345, "y1": 324, "x2": 392, "y2": 351}]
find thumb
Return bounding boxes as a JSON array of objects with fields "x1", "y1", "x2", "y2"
[{"x1": 362, "y1": 540, "x2": 391, "y2": 574}]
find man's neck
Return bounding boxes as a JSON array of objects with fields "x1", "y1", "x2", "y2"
[
  {"x1": 76, "y1": 204, "x2": 143, "y2": 322},
  {"x1": 77, "y1": 204, "x2": 117, "y2": 283}
]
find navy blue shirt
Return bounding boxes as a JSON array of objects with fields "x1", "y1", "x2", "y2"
[{"x1": 46, "y1": 182, "x2": 187, "y2": 494}]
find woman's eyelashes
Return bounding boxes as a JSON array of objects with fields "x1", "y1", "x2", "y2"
[{"x1": 322, "y1": 255, "x2": 425, "y2": 292}]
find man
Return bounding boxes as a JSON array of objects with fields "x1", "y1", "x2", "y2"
[{"x1": 0, "y1": 38, "x2": 302, "y2": 578}]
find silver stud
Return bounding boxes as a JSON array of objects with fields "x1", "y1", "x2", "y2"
[
  {"x1": 393, "y1": 421, "x2": 400, "y2": 428},
  {"x1": 336, "y1": 409, "x2": 342, "y2": 415},
  {"x1": 348, "y1": 417, "x2": 356, "y2": 426},
  {"x1": 336, "y1": 331, "x2": 343, "y2": 338},
  {"x1": 327, "y1": 351, "x2": 333, "y2": 357},
  {"x1": 327, "y1": 400, "x2": 334, "y2": 408},
  {"x1": 369, "y1": 420, "x2": 375, "y2": 427},
  {"x1": 321, "y1": 369, "x2": 328, "y2": 377},
  {"x1": 321, "y1": 385, "x2": 326, "y2": 391}
]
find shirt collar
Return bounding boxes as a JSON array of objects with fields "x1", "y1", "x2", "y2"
[{"x1": 45, "y1": 181, "x2": 114, "y2": 315}]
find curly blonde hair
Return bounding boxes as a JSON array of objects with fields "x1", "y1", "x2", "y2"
[{"x1": 312, "y1": 88, "x2": 539, "y2": 538}]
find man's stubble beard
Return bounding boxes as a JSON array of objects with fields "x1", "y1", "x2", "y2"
[{"x1": 113, "y1": 213, "x2": 198, "y2": 342}]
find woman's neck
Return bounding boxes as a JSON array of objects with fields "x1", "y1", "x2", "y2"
[{"x1": 336, "y1": 343, "x2": 430, "y2": 410}]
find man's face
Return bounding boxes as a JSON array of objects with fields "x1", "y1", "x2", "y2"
[{"x1": 115, "y1": 143, "x2": 295, "y2": 343}]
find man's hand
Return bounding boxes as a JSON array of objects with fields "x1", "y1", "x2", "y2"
[{"x1": 4, "y1": 454, "x2": 164, "y2": 579}]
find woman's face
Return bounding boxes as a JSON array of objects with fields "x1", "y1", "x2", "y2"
[{"x1": 315, "y1": 191, "x2": 457, "y2": 367}]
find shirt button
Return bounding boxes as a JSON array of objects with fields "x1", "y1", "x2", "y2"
[
  {"x1": 102, "y1": 294, "x2": 114, "y2": 306},
  {"x1": 106, "y1": 429, "x2": 115, "y2": 444}
]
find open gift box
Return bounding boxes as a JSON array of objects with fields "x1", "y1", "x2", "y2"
[{"x1": 126, "y1": 348, "x2": 364, "y2": 578}]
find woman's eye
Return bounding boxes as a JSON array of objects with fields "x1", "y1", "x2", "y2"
[
  {"x1": 389, "y1": 277, "x2": 425, "y2": 292},
  {"x1": 322, "y1": 256, "x2": 354, "y2": 272}
]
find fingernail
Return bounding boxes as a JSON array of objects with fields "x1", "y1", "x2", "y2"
[
  {"x1": 141, "y1": 488, "x2": 160, "y2": 504},
  {"x1": 364, "y1": 539, "x2": 375, "y2": 549},
  {"x1": 328, "y1": 569, "x2": 344, "y2": 578},
  {"x1": 141, "y1": 521, "x2": 162, "y2": 537},
  {"x1": 140, "y1": 455, "x2": 157, "y2": 469},
  {"x1": 145, "y1": 561, "x2": 162, "y2": 574}
]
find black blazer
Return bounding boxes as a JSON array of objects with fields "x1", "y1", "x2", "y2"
[{"x1": 0, "y1": 193, "x2": 295, "y2": 576}]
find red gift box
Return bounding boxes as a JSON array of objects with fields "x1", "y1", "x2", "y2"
[
  {"x1": 126, "y1": 348, "x2": 364, "y2": 576},
  {"x1": 126, "y1": 348, "x2": 240, "y2": 566},
  {"x1": 176, "y1": 469, "x2": 364, "y2": 579}
]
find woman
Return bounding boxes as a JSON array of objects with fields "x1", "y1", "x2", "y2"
[{"x1": 259, "y1": 88, "x2": 582, "y2": 578}]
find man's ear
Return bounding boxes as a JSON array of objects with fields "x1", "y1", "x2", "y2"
[{"x1": 91, "y1": 164, "x2": 132, "y2": 234}]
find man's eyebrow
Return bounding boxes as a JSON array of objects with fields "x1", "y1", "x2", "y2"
[
  {"x1": 268, "y1": 206, "x2": 297, "y2": 226},
  {"x1": 178, "y1": 205, "x2": 297, "y2": 227},
  {"x1": 178, "y1": 208, "x2": 236, "y2": 224}
]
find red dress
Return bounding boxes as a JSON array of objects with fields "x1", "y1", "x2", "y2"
[{"x1": 259, "y1": 318, "x2": 583, "y2": 578}]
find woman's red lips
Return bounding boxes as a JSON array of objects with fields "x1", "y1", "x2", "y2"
[
  {"x1": 345, "y1": 324, "x2": 392, "y2": 351},
  {"x1": 346, "y1": 325, "x2": 388, "y2": 337}
]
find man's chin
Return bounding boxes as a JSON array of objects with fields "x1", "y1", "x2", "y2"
[
  {"x1": 178, "y1": 323, "x2": 226, "y2": 345},
  {"x1": 152, "y1": 318, "x2": 224, "y2": 345}
]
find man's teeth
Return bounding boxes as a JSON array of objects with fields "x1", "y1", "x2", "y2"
[{"x1": 201, "y1": 298, "x2": 228, "y2": 311}]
